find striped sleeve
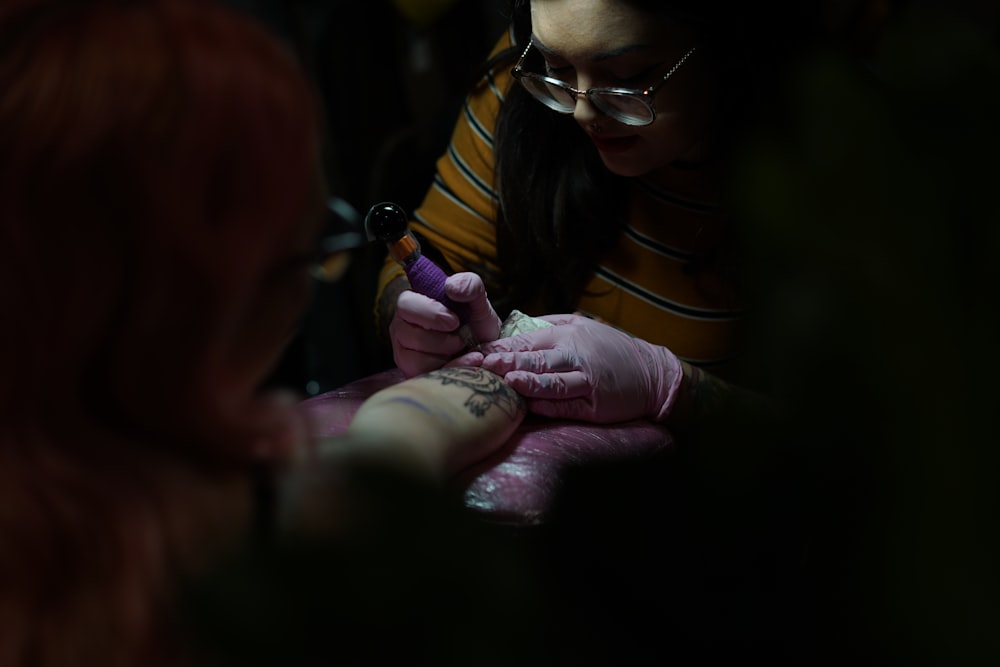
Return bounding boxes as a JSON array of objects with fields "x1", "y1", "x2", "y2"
[
  {"x1": 375, "y1": 30, "x2": 514, "y2": 308},
  {"x1": 576, "y1": 179, "x2": 744, "y2": 369}
]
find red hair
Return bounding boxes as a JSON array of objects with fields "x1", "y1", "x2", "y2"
[{"x1": 0, "y1": 0, "x2": 319, "y2": 662}]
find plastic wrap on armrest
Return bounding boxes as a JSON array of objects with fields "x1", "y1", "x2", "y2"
[{"x1": 454, "y1": 417, "x2": 671, "y2": 526}]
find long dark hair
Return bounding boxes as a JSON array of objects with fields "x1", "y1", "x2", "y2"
[{"x1": 489, "y1": 0, "x2": 819, "y2": 317}]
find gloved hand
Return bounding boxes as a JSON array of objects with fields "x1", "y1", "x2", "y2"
[
  {"x1": 389, "y1": 271, "x2": 501, "y2": 377},
  {"x1": 475, "y1": 314, "x2": 684, "y2": 424}
]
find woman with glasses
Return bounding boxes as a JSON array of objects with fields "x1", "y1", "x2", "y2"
[{"x1": 377, "y1": 0, "x2": 817, "y2": 430}]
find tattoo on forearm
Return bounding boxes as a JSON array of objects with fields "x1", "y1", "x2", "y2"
[{"x1": 424, "y1": 367, "x2": 524, "y2": 419}]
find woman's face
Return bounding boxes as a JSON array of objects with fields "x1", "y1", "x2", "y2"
[{"x1": 529, "y1": 0, "x2": 714, "y2": 177}]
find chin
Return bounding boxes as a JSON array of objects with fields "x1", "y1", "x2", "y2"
[{"x1": 600, "y1": 154, "x2": 657, "y2": 178}]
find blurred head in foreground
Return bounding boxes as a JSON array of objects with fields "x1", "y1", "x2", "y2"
[{"x1": 0, "y1": 0, "x2": 321, "y2": 662}]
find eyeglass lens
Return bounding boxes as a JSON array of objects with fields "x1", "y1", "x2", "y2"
[
  {"x1": 520, "y1": 76, "x2": 654, "y2": 126},
  {"x1": 592, "y1": 94, "x2": 654, "y2": 124}
]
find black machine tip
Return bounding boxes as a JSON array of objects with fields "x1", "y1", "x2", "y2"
[{"x1": 364, "y1": 201, "x2": 408, "y2": 243}]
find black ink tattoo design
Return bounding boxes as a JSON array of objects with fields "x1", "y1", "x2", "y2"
[{"x1": 424, "y1": 367, "x2": 523, "y2": 419}]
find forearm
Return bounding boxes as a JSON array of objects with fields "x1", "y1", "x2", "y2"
[
  {"x1": 343, "y1": 366, "x2": 525, "y2": 478},
  {"x1": 667, "y1": 361, "x2": 782, "y2": 433},
  {"x1": 277, "y1": 367, "x2": 524, "y2": 537}
]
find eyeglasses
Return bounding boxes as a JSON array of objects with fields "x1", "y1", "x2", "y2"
[
  {"x1": 511, "y1": 39, "x2": 696, "y2": 127},
  {"x1": 309, "y1": 196, "x2": 367, "y2": 282}
]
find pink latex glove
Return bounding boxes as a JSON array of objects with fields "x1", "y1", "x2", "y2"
[
  {"x1": 389, "y1": 271, "x2": 501, "y2": 377},
  {"x1": 475, "y1": 314, "x2": 684, "y2": 424}
]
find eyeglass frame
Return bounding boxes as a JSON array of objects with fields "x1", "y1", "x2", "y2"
[
  {"x1": 308, "y1": 196, "x2": 367, "y2": 282},
  {"x1": 511, "y1": 38, "x2": 697, "y2": 127}
]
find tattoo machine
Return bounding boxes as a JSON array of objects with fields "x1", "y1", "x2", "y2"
[{"x1": 364, "y1": 201, "x2": 472, "y2": 327}]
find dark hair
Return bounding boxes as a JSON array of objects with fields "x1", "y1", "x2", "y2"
[{"x1": 489, "y1": 0, "x2": 819, "y2": 317}]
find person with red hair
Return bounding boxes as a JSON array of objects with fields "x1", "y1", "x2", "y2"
[{"x1": 0, "y1": 1, "x2": 526, "y2": 664}]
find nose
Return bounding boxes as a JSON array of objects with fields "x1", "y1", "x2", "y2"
[{"x1": 572, "y1": 91, "x2": 600, "y2": 126}]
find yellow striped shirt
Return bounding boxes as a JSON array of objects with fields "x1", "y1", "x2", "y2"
[{"x1": 378, "y1": 29, "x2": 743, "y2": 370}]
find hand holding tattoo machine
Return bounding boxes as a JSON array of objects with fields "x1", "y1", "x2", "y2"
[
  {"x1": 365, "y1": 202, "x2": 472, "y2": 324},
  {"x1": 365, "y1": 202, "x2": 502, "y2": 365}
]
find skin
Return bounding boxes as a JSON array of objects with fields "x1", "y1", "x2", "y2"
[
  {"x1": 529, "y1": 0, "x2": 716, "y2": 178},
  {"x1": 280, "y1": 366, "x2": 526, "y2": 536},
  {"x1": 345, "y1": 367, "x2": 525, "y2": 478},
  {"x1": 226, "y1": 194, "x2": 527, "y2": 473}
]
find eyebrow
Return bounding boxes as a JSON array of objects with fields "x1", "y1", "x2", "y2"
[{"x1": 531, "y1": 35, "x2": 655, "y2": 62}]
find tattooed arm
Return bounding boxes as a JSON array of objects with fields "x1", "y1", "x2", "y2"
[
  {"x1": 307, "y1": 367, "x2": 525, "y2": 481},
  {"x1": 277, "y1": 367, "x2": 524, "y2": 536}
]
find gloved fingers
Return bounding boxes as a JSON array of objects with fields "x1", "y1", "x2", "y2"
[
  {"x1": 444, "y1": 273, "x2": 501, "y2": 342},
  {"x1": 393, "y1": 346, "x2": 455, "y2": 378},
  {"x1": 396, "y1": 290, "x2": 460, "y2": 332},
  {"x1": 476, "y1": 326, "x2": 565, "y2": 356},
  {"x1": 391, "y1": 319, "x2": 468, "y2": 358},
  {"x1": 480, "y1": 348, "x2": 577, "y2": 376},
  {"x1": 445, "y1": 350, "x2": 485, "y2": 368},
  {"x1": 443, "y1": 272, "x2": 486, "y2": 301},
  {"x1": 503, "y1": 369, "x2": 591, "y2": 399},
  {"x1": 467, "y1": 318, "x2": 501, "y2": 345}
]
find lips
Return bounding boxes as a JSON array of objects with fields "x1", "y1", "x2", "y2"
[{"x1": 589, "y1": 134, "x2": 638, "y2": 154}]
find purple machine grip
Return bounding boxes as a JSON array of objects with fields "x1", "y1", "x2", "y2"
[
  {"x1": 404, "y1": 254, "x2": 471, "y2": 325},
  {"x1": 365, "y1": 201, "x2": 471, "y2": 326}
]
